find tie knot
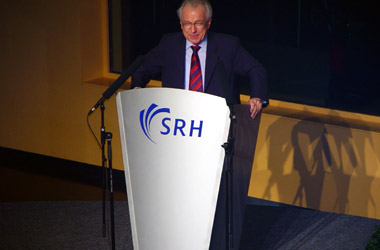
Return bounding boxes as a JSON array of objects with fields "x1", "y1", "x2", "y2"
[{"x1": 191, "y1": 45, "x2": 201, "y2": 53}]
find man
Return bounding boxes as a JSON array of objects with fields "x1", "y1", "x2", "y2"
[
  {"x1": 132, "y1": 0, "x2": 267, "y2": 249},
  {"x1": 132, "y1": 0, "x2": 268, "y2": 119}
]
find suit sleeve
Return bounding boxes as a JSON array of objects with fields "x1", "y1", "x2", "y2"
[
  {"x1": 131, "y1": 37, "x2": 165, "y2": 88},
  {"x1": 232, "y1": 39, "x2": 268, "y2": 101}
]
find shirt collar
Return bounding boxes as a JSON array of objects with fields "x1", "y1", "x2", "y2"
[{"x1": 186, "y1": 35, "x2": 208, "y2": 50}]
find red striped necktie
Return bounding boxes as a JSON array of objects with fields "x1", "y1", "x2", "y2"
[{"x1": 189, "y1": 45, "x2": 203, "y2": 92}]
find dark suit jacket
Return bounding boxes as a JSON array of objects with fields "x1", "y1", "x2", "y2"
[{"x1": 132, "y1": 32, "x2": 268, "y2": 104}]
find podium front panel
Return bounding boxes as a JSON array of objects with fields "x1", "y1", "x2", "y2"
[{"x1": 116, "y1": 88, "x2": 230, "y2": 250}]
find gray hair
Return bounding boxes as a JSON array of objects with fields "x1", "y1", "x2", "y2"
[{"x1": 177, "y1": 0, "x2": 213, "y2": 21}]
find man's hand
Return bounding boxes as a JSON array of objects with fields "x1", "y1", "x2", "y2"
[{"x1": 248, "y1": 97, "x2": 262, "y2": 119}]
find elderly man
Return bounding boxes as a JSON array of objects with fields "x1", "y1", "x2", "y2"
[
  {"x1": 132, "y1": 0, "x2": 268, "y2": 119},
  {"x1": 132, "y1": 0, "x2": 268, "y2": 249}
]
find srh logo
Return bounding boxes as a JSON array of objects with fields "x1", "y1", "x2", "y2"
[
  {"x1": 139, "y1": 103, "x2": 204, "y2": 143},
  {"x1": 139, "y1": 103, "x2": 170, "y2": 143}
]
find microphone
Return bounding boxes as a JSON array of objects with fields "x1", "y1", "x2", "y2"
[
  {"x1": 88, "y1": 55, "x2": 144, "y2": 115},
  {"x1": 261, "y1": 99, "x2": 269, "y2": 107}
]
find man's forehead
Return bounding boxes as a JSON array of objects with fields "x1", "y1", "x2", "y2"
[{"x1": 181, "y1": 4, "x2": 207, "y2": 18}]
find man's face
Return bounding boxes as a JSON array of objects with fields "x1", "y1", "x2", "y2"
[{"x1": 180, "y1": 4, "x2": 211, "y2": 45}]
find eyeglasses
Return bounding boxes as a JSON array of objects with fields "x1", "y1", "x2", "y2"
[{"x1": 181, "y1": 21, "x2": 207, "y2": 29}]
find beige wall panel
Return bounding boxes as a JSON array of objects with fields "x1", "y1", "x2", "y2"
[
  {"x1": 0, "y1": 0, "x2": 123, "y2": 169},
  {"x1": 249, "y1": 111, "x2": 380, "y2": 219}
]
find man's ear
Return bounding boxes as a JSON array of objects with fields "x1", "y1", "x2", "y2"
[{"x1": 207, "y1": 19, "x2": 212, "y2": 29}]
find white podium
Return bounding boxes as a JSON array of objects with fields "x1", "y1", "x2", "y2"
[{"x1": 116, "y1": 88, "x2": 230, "y2": 250}]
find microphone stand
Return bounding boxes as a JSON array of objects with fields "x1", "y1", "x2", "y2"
[
  {"x1": 106, "y1": 130, "x2": 115, "y2": 250},
  {"x1": 101, "y1": 104, "x2": 106, "y2": 238},
  {"x1": 215, "y1": 58, "x2": 268, "y2": 250},
  {"x1": 216, "y1": 58, "x2": 236, "y2": 250},
  {"x1": 100, "y1": 102, "x2": 116, "y2": 250},
  {"x1": 222, "y1": 106, "x2": 236, "y2": 250},
  {"x1": 88, "y1": 55, "x2": 143, "y2": 250}
]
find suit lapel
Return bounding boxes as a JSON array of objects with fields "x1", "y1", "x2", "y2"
[
  {"x1": 174, "y1": 34, "x2": 186, "y2": 87},
  {"x1": 205, "y1": 32, "x2": 218, "y2": 91}
]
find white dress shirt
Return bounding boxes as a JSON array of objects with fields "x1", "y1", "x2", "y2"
[{"x1": 184, "y1": 37, "x2": 207, "y2": 90}]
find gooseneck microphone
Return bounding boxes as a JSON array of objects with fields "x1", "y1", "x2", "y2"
[{"x1": 88, "y1": 55, "x2": 144, "y2": 115}]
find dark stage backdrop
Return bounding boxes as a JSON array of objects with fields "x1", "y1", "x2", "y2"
[{"x1": 109, "y1": 0, "x2": 380, "y2": 116}]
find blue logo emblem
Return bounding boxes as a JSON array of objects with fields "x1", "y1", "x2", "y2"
[
  {"x1": 140, "y1": 103, "x2": 204, "y2": 143},
  {"x1": 140, "y1": 103, "x2": 170, "y2": 143}
]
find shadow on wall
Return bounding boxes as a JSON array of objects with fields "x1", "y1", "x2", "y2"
[{"x1": 262, "y1": 110, "x2": 377, "y2": 217}]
